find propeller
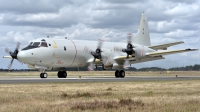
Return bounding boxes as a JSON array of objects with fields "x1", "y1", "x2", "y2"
[
  {"x1": 87, "y1": 39, "x2": 103, "y2": 71},
  {"x1": 122, "y1": 33, "x2": 135, "y2": 58},
  {"x1": 5, "y1": 42, "x2": 20, "y2": 69},
  {"x1": 122, "y1": 33, "x2": 135, "y2": 69},
  {"x1": 91, "y1": 39, "x2": 103, "y2": 62},
  {"x1": 85, "y1": 39, "x2": 111, "y2": 71}
]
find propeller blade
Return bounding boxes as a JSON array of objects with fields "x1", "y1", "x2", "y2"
[
  {"x1": 127, "y1": 33, "x2": 132, "y2": 44},
  {"x1": 5, "y1": 48, "x2": 11, "y2": 54},
  {"x1": 83, "y1": 46, "x2": 91, "y2": 54},
  {"x1": 15, "y1": 42, "x2": 20, "y2": 51},
  {"x1": 123, "y1": 60, "x2": 130, "y2": 69},
  {"x1": 114, "y1": 47, "x2": 122, "y2": 52},
  {"x1": 87, "y1": 63, "x2": 94, "y2": 71},
  {"x1": 97, "y1": 39, "x2": 104, "y2": 49},
  {"x1": 17, "y1": 59, "x2": 23, "y2": 65},
  {"x1": 102, "y1": 56, "x2": 110, "y2": 66},
  {"x1": 8, "y1": 58, "x2": 14, "y2": 69}
]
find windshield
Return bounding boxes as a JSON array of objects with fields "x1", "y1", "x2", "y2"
[
  {"x1": 40, "y1": 42, "x2": 48, "y2": 47},
  {"x1": 22, "y1": 41, "x2": 48, "y2": 50},
  {"x1": 29, "y1": 42, "x2": 33, "y2": 46},
  {"x1": 32, "y1": 42, "x2": 40, "y2": 46}
]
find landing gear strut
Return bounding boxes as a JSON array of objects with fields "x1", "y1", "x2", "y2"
[
  {"x1": 57, "y1": 71, "x2": 67, "y2": 78},
  {"x1": 115, "y1": 70, "x2": 125, "y2": 78}
]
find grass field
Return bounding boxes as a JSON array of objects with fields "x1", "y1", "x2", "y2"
[
  {"x1": 0, "y1": 71, "x2": 200, "y2": 77},
  {"x1": 0, "y1": 80, "x2": 200, "y2": 111},
  {"x1": 0, "y1": 71, "x2": 200, "y2": 112}
]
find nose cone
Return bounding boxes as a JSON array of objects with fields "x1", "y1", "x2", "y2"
[{"x1": 17, "y1": 51, "x2": 28, "y2": 62}]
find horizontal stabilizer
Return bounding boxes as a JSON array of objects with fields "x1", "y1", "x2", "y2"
[
  {"x1": 149, "y1": 41, "x2": 184, "y2": 50},
  {"x1": 146, "y1": 49, "x2": 198, "y2": 56}
]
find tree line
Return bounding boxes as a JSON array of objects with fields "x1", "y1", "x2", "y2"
[{"x1": 0, "y1": 64, "x2": 200, "y2": 72}]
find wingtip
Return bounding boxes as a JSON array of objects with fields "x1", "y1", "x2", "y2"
[{"x1": 186, "y1": 48, "x2": 199, "y2": 51}]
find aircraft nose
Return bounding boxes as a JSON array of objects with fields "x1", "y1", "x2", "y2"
[{"x1": 17, "y1": 51, "x2": 27, "y2": 61}]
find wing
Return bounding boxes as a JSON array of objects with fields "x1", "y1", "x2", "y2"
[
  {"x1": 148, "y1": 41, "x2": 184, "y2": 50},
  {"x1": 114, "y1": 48, "x2": 198, "y2": 65},
  {"x1": 114, "y1": 55, "x2": 165, "y2": 65},
  {"x1": 146, "y1": 49, "x2": 198, "y2": 56}
]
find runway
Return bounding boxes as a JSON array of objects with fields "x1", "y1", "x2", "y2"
[{"x1": 0, "y1": 76, "x2": 200, "y2": 84}]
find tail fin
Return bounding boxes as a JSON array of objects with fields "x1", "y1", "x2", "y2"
[{"x1": 132, "y1": 13, "x2": 151, "y2": 46}]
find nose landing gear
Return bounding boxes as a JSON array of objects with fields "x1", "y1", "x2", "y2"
[
  {"x1": 40, "y1": 68, "x2": 48, "y2": 78},
  {"x1": 40, "y1": 73, "x2": 48, "y2": 78}
]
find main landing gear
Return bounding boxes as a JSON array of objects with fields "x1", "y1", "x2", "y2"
[
  {"x1": 115, "y1": 70, "x2": 125, "y2": 78},
  {"x1": 57, "y1": 71, "x2": 67, "y2": 78}
]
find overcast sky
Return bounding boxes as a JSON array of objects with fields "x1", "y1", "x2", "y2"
[{"x1": 1, "y1": 0, "x2": 200, "y2": 69}]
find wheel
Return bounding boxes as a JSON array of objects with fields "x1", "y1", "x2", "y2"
[
  {"x1": 62, "y1": 71, "x2": 67, "y2": 78},
  {"x1": 40, "y1": 73, "x2": 48, "y2": 78},
  {"x1": 115, "y1": 70, "x2": 120, "y2": 78},
  {"x1": 40, "y1": 73, "x2": 43, "y2": 78},
  {"x1": 119, "y1": 70, "x2": 125, "y2": 78},
  {"x1": 57, "y1": 71, "x2": 62, "y2": 78},
  {"x1": 43, "y1": 73, "x2": 48, "y2": 78}
]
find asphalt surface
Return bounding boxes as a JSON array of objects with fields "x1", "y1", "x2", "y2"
[{"x1": 0, "y1": 76, "x2": 200, "y2": 84}]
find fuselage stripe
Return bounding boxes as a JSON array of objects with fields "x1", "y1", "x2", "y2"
[{"x1": 69, "y1": 40, "x2": 77, "y2": 67}]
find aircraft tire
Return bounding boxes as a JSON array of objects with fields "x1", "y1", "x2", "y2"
[
  {"x1": 62, "y1": 71, "x2": 67, "y2": 78},
  {"x1": 119, "y1": 70, "x2": 125, "y2": 78},
  {"x1": 40, "y1": 73, "x2": 43, "y2": 78},
  {"x1": 115, "y1": 70, "x2": 120, "y2": 78},
  {"x1": 57, "y1": 71, "x2": 62, "y2": 78},
  {"x1": 40, "y1": 73, "x2": 48, "y2": 78}
]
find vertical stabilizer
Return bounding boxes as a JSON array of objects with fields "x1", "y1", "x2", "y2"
[{"x1": 132, "y1": 13, "x2": 151, "y2": 46}]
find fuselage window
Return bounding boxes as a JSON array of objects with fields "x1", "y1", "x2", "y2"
[
  {"x1": 32, "y1": 42, "x2": 40, "y2": 46},
  {"x1": 64, "y1": 46, "x2": 66, "y2": 51},
  {"x1": 40, "y1": 42, "x2": 48, "y2": 47}
]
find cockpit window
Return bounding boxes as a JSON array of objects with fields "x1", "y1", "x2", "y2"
[
  {"x1": 29, "y1": 42, "x2": 33, "y2": 46},
  {"x1": 40, "y1": 42, "x2": 48, "y2": 47},
  {"x1": 22, "y1": 41, "x2": 48, "y2": 50},
  {"x1": 32, "y1": 42, "x2": 40, "y2": 46}
]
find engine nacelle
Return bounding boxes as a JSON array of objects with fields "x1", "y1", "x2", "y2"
[
  {"x1": 103, "y1": 63, "x2": 123, "y2": 70},
  {"x1": 103, "y1": 64, "x2": 113, "y2": 69}
]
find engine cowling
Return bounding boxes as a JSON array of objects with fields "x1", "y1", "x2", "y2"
[
  {"x1": 103, "y1": 63, "x2": 123, "y2": 70},
  {"x1": 103, "y1": 64, "x2": 113, "y2": 69}
]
